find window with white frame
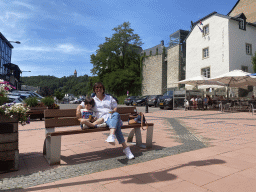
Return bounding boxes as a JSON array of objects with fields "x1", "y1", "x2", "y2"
[
  {"x1": 202, "y1": 47, "x2": 209, "y2": 59},
  {"x1": 241, "y1": 66, "x2": 248, "y2": 72},
  {"x1": 201, "y1": 67, "x2": 210, "y2": 78},
  {"x1": 246, "y1": 43, "x2": 252, "y2": 55},
  {"x1": 203, "y1": 24, "x2": 209, "y2": 36},
  {"x1": 239, "y1": 19, "x2": 245, "y2": 30}
]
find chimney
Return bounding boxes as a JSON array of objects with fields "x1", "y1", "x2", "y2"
[{"x1": 161, "y1": 40, "x2": 164, "y2": 46}]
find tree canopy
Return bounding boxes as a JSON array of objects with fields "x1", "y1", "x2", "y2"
[
  {"x1": 90, "y1": 22, "x2": 143, "y2": 96},
  {"x1": 252, "y1": 51, "x2": 256, "y2": 73}
]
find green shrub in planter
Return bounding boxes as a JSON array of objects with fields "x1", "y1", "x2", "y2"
[
  {"x1": 41, "y1": 97, "x2": 54, "y2": 108},
  {"x1": 24, "y1": 97, "x2": 39, "y2": 107}
]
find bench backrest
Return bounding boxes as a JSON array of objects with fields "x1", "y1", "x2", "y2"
[
  {"x1": 44, "y1": 107, "x2": 138, "y2": 128},
  {"x1": 27, "y1": 106, "x2": 48, "y2": 113}
]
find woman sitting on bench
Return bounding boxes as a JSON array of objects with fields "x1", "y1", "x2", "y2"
[{"x1": 77, "y1": 82, "x2": 135, "y2": 160}]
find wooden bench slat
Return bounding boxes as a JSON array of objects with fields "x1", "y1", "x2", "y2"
[
  {"x1": 45, "y1": 117, "x2": 80, "y2": 128},
  {"x1": 44, "y1": 109, "x2": 77, "y2": 118},
  {"x1": 116, "y1": 107, "x2": 137, "y2": 114},
  {"x1": 45, "y1": 108, "x2": 138, "y2": 118},
  {"x1": 47, "y1": 123, "x2": 154, "y2": 137}
]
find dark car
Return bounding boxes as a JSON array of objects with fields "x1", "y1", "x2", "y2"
[
  {"x1": 124, "y1": 96, "x2": 137, "y2": 106},
  {"x1": 147, "y1": 95, "x2": 162, "y2": 107},
  {"x1": 132, "y1": 96, "x2": 147, "y2": 106},
  {"x1": 157, "y1": 91, "x2": 174, "y2": 109}
]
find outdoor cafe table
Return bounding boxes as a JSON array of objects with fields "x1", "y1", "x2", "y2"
[{"x1": 219, "y1": 99, "x2": 254, "y2": 112}]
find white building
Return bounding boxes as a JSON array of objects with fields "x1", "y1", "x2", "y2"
[{"x1": 185, "y1": 12, "x2": 256, "y2": 88}]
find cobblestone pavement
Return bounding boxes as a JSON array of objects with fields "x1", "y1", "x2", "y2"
[{"x1": 0, "y1": 116, "x2": 205, "y2": 191}]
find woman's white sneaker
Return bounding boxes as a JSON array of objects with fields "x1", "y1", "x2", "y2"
[
  {"x1": 123, "y1": 147, "x2": 135, "y2": 159},
  {"x1": 105, "y1": 134, "x2": 116, "y2": 145}
]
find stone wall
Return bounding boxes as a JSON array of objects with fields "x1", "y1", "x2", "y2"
[
  {"x1": 228, "y1": 0, "x2": 256, "y2": 23},
  {"x1": 166, "y1": 44, "x2": 181, "y2": 88},
  {"x1": 142, "y1": 54, "x2": 165, "y2": 95}
]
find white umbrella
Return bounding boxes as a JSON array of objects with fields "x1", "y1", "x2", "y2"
[
  {"x1": 178, "y1": 75, "x2": 226, "y2": 86},
  {"x1": 210, "y1": 70, "x2": 256, "y2": 98},
  {"x1": 210, "y1": 70, "x2": 256, "y2": 88},
  {"x1": 198, "y1": 84, "x2": 225, "y2": 89}
]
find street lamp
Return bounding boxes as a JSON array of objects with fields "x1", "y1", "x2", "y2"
[
  {"x1": 21, "y1": 70, "x2": 31, "y2": 78},
  {"x1": 20, "y1": 71, "x2": 31, "y2": 90},
  {"x1": 9, "y1": 41, "x2": 21, "y2": 44}
]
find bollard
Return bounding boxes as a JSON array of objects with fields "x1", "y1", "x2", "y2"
[{"x1": 145, "y1": 99, "x2": 149, "y2": 113}]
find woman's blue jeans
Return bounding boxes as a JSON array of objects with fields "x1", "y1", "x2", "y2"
[{"x1": 105, "y1": 112, "x2": 125, "y2": 144}]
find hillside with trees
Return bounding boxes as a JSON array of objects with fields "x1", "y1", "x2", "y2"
[{"x1": 21, "y1": 75, "x2": 92, "y2": 97}]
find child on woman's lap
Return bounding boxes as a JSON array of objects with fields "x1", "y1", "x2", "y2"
[{"x1": 77, "y1": 97, "x2": 106, "y2": 129}]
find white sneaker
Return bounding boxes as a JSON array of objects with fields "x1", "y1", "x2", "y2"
[
  {"x1": 81, "y1": 124, "x2": 89, "y2": 130},
  {"x1": 105, "y1": 134, "x2": 116, "y2": 145},
  {"x1": 123, "y1": 147, "x2": 135, "y2": 159},
  {"x1": 96, "y1": 123, "x2": 107, "y2": 128}
]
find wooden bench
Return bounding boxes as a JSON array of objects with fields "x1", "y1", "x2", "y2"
[
  {"x1": 27, "y1": 106, "x2": 48, "y2": 120},
  {"x1": 43, "y1": 107, "x2": 154, "y2": 165}
]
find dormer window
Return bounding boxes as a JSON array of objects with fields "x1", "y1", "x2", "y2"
[
  {"x1": 236, "y1": 13, "x2": 246, "y2": 31},
  {"x1": 239, "y1": 19, "x2": 245, "y2": 30}
]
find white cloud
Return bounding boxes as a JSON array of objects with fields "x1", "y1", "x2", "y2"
[
  {"x1": 15, "y1": 43, "x2": 94, "y2": 54},
  {"x1": 13, "y1": 1, "x2": 36, "y2": 11}
]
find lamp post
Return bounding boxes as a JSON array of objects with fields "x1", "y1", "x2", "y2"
[
  {"x1": 20, "y1": 71, "x2": 31, "y2": 90},
  {"x1": 9, "y1": 41, "x2": 21, "y2": 44}
]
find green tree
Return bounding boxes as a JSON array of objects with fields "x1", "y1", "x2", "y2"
[
  {"x1": 252, "y1": 51, "x2": 256, "y2": 72},
  {"x1": 90, "y1": 22, "x2": 143, "y2": 96},
  {"x1": 54, "y1": 90, "x2": 65, "y2": 103}
]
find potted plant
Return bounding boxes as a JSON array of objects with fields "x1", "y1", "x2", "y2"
[
  {"x1": 41, "y1": 96, "x2": 59, "y2": 109},
  {"x1": 0, "y1": 79, "x2": 30, "y2": 125},
  {"x1": 24, "y1": 96, "x2": 39, "y2": 107}
]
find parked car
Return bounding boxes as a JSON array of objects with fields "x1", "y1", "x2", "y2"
[
  {"x1": 132, "y1": 96, "x2": 147, "y2": 106},
  {"x1": 6, "y1": 95, "x2": 24, "y2": 104},
  {"x1": 124, "y1": 96, "x2": 137, "y2": 106},
  {"x1": 147, "y1": 95, "x2": 162, "y2": 107},
  {"x1": 157, "y1": 90, "x2": 174, "y2": 109},
  {"x1": 8, "y1": 93, "x2": 31, "y2": 101},
  {"x1": 11, "y1": 90, "x2": 43, "y2": 99}
]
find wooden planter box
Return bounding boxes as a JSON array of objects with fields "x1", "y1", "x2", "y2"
[
  {"x1": 0, "y1": 114, "x2": 19, "y2": 173},
  {"x1": 27, "y1": 106, "x2": 48, "y2": 120}
]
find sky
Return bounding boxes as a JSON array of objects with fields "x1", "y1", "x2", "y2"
[{"x1": 0, "y1": 0, "x2": 238, "y2": 78}]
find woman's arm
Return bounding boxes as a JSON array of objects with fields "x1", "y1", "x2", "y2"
[
  {"x1": 112, "y1": 107, "x2": 117, "y2": 112},
  {"x1": 76, "y1": 105, "x2": 83, "y2": 118}
]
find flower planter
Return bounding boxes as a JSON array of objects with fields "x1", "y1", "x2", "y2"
[{"x1": 0, "y1": 114, "x2": 19, "y2": 173}]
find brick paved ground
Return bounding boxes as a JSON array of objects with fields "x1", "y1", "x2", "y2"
[{"x1": 1, "y1": 108, "x2": 256, "y2": 191}]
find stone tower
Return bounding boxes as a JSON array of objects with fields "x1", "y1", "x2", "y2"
[
  {"x1": 141, "y1": 40, "x2": 167, "y2": 95},
  {"x1": 74, "y1": 69, "x2": 77, "y2": 77}
]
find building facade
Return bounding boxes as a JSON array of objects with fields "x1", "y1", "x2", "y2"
[
  {"x1": 141, "y1": 30, "x2": 189, "y2": 95},
  {"x1": 0, "y1": 32, "x2": 13, "y2": 79},
  {"x1": 185, "y1": 12, "x2": 256, "y2": 90},
  {"x1": 0, "y1": 32, "x2": 21, "y2": 89}
]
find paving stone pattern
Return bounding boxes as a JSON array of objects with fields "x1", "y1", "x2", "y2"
[{"x1": 0, "y1": 118, "x2": 206, "y2": 191}]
